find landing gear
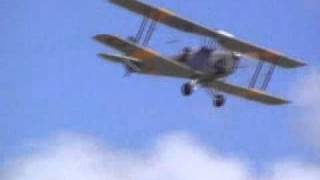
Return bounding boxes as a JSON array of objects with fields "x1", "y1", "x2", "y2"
[
  {"x1": 181, "y1": 81, "x2": 226, "y2": 108},
  {"x1": 213, "y1": 94, "x2": 226, "y2": 108},
  {"x1": 181, "y1": 83, "x2": 193, "y2": 96}
]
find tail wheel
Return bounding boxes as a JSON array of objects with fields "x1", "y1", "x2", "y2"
[
  {"x1": 214, "y1": 94, "x2": 226, "y2": 107},
  {"x1": 181, "y1": 83, "x2": 193, "y2": 96}
]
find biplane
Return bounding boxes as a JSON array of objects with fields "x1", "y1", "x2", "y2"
[{"x1": 94, "y1": 0, "x2": 306, "y2": 108}]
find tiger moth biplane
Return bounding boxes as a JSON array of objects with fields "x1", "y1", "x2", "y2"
[{"x1": 94, "y1": 0, "x2": 306, "y2": 108}]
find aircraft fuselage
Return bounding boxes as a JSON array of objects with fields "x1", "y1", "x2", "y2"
[{"x1": 175, "y1": 47, "x2": 240, "y2": 79}]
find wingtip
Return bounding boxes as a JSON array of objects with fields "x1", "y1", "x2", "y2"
[
  {"x1": 285, "y1": 58, "x2": 307, "y2": 69},
  {"x1": 264, "y1": 99, "x2": 290, "y2": 106},
  {"x1": 291, "y1": 60, "x2": 307, "y2": 68},
  {"x1": 281, "y1": 100, "x2": 291, "y2": 105},
  {"x1": 93, "y1": 34, "x2": 108, "y2": 42},
  {"x1": 299, "y1": 61, "x2": 307, "y2": 67},
  {"x1": 96, "y1": 53, "x2": 105, "y2": 58},
  {"x1": 93, "y1": 34, "x2": 121, "y2": 45}
]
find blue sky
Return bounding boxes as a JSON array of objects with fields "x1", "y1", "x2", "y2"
[{"x1": 1, "y1": 0, "x2": 320, "y2": 173}]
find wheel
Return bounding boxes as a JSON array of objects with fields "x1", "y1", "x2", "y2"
[
  {"x1": 214, "y1": 94, "x2": 225, "y2": 107},
  {"x1": 181, "y1": 83, "x2": 193, "y2": 96}
]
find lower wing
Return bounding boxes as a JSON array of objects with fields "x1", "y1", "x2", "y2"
[{"x1": 203, "y1": 81, "x2": 289, "y2": 105}]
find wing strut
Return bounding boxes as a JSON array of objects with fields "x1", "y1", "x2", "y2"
[
  {"x1": 134, "y1": 17, "x2": 148, "y2": 43},
  {"x1": 249, "y1": 61, "x2": 265, "y2": 88},
  {"x1": 248, "y1": 61, "x2": 276, "y2": 90},
  {"x1": 143, "y1": 20, "x2": 157, "y2": 46},
  {"x1": 261, "y1": 64, "x2": 276, "y2": 90},
  {"x1": 131, "y1": 16, "x2": 159, "y2": 46}
]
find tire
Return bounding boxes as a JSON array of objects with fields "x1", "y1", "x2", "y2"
[
  {"x1": 214, "y1": 95, "x2": 225, "y2": 107},
  {"x1": 181, "y1": 83, "x2": 193, "y2": 96}
]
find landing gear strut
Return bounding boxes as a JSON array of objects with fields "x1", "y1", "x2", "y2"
[
  {"x1": 207, "y1": 89, "x2": 226, "y2": 108},
  {"x1": 181, "y1": 83, "x2": 193, "y2": 96}
]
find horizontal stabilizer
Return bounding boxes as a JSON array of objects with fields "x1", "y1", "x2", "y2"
[
  {"x1": 98, "y1": 53, "x2": 141, "y2": 64},
  {"x1": 98, "y1": 53, "x2": 142, "y2": 72}
]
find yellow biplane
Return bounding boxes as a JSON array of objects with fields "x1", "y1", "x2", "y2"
[{"x1": 94, "y1": 0, "x2": 306, "y2": 107}]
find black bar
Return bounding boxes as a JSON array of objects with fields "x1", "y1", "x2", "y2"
[
  {"x1": 249, "y1": 61, "x2": 264, "y2": 88},
  {"x1": 261, "y1": 64, "x2": 276, "y2": 90},
  {"x1": 143, "y1": 20, "x2": 157, "y2": 46},
  {"x1": 135, "y1": 17, "x2": 148, "y2": 43}
]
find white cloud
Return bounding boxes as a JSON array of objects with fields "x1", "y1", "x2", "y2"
[
  {"x1": 293, "y1": 70, "x2": 320, "y2": 151},
  {"x1": 267, "y1": 161, "x2": 320, "y2": 180},
  {"x1": 1, "y1": 71, "x2": 320, "y2": 180},
  {"x1": 1, "y1": 133, "x2": 320, "y2": 180}
]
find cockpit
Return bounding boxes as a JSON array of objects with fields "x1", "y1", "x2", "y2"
[{"x1": 177, "y1": 47, "x2": 192, "y2": 63}]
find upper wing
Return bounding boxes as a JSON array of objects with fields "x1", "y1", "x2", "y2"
[
  {"x1": 94, "y1": 34, "x2": 203, "y2": 78},
  {"x1": 203, "y1": 81, "x2": 289, "y2": 105},
  {"x1": 109, "y1": 0, "x2": 306, "y2": 69}
]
